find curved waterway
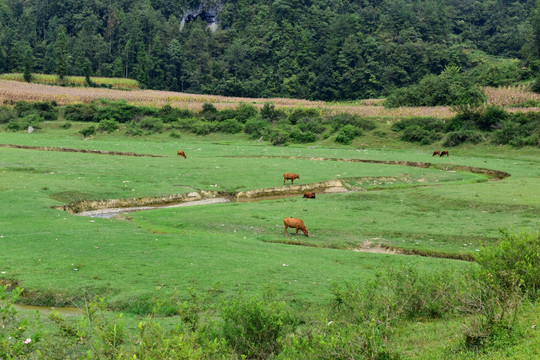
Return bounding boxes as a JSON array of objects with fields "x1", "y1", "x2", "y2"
[{"x1": 76, "y1": 197, "x2": 230, "y2": 218}]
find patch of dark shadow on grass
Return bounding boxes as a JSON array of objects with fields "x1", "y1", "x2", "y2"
[{"x1": 50, "y1": 191, "x2": 95, "y2": 203}]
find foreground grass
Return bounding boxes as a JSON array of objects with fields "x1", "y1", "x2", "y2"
[{"x1": 1, "y1": 127, "x2": 539, "y2": 358}]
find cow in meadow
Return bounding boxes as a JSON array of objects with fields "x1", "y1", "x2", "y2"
[
  {"x1": 303, "y1": 192, "x2": 316, "y2": 199},
  {"x1": 177, "y1": 150, "x2": 187, "y2": 159},
  {"x1": 432, "y1": 150, "x2": 440, "y2": 156},
  {"x1": 440, "y1": 150, "x2": 449, "y2": 157},
  {"x1": 283, "y1": 217, "x2": 309, "y2": 237},
  {"x1": 283, "y1": 173, "x2": 300, "y2": 185}
]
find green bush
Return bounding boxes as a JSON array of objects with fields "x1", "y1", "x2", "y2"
[
  {"x1": 476, "y1": 229, "x2": 540, "y2": 300},
  {"x1": 266, "y1": 127, "x2": 290, "y2": 145},
  {"x1": 98, "y1": 119, "x2": 120, "y2": 133},
  {"x1": 491, "y1": 113, "x2": 540, "y2": 148},
  {"x1": 260, "y1": 102, "x2": 286, "y2": 123},
  {"x1": 296, "y1": 117, "x2": 326, "y2": 134},
  {"x1": 158, "y1": 104, "x2": 194, "y2": 123},
  {"x1": 220, "y1": 295, "x2": 295, "y2": 359},
  {"x1": 244, "y1": 118, "x2": 269, "y2": 138},
  {"x1": 64, "y1": 103, "x2": 98, "y2": 122},
  {"x1": 5, "y1": 119, "x2": 22, "y2": 131},
  {"x1": 400, "y1": 126, "x2": 441, "y2": 145},
  {"x1": 328, "y1": 113, "x2": 376, "y2": 132},
  {"x1": 61, "y1": 122, "x2": 72, "y2": 129},
  {"x1": 235, "y1": 103, "x2": 258, "y2": 123},
  {"x1": 335, "y1": 125, "x2": 361, "y2": 144},
  {"x1": 290, "y1": 128, "x2": 317, "y2": 143},
  {"x1": 0, "y1": 106, "x2": 17, "y2": 124},
  {"x1": 216, "y1": 109, "x2": 237, "y2": 122},
  {"x1": 95, "y1": 100, "x2": 156, "y2": 123},
  {"x1": 138, "y1": 117, "x2": 163, "y2": 133},
  {"x1": 287, "y1": 108, "x2": 320, "y2": 125},
  {"x1": 191, "y1": 121, "x2": 215, "y2": 135},
  {"x1": 476, "y1": 106, "x2": 508, "y2": 131},
  {"x1": 218, "y1": 119, "x2": 243, "y2": 134},
  {"x1": 5, "y1": 114, "x2": 43, "y2": 131},
  {"x1": 385, "y1": 66, "x2": 486, "y2": 107},
  {"x1": 79, "y1": 125, "x2": 96, "y2": 138},
  {"x1": 201, "y1": 102, "x2": 218, "y2": 121},
  {"x1": 443, "y1": 130, "x2": 484, "y2": 147}
]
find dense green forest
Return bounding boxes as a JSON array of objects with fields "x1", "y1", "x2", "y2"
[{"x1": 1, "y1": 0, "x2": 540, "y2": 100}]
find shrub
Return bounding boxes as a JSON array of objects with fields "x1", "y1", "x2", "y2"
[
  {"x1": 290, "y1": 128, "x2": 317, "y2": 143},
  {"x1": 218, "y1": 119, "x2": 243, "y2": 134},
  {"x1": 260, "y1": 103, "x2": 286, "y2": 123},
  {"x1": 266, "y1": 127, "x2": 290, "y2": 145},
  {"x1": 5, "y1": 119, "x2": 21, "y2": 131},
  {"x1": 61, "y1": 122, "x2": 72, "y2": 129},
  {"x1": 443, "y1": 130, "x2": 484, "y2": 147},
  {"x1": 138, "y1": 117, "x2": 163, "y2": 133},
  {"x1": 491, "y1": 113, "x2": 540, "y2": 148},
  {"x1": 98, "y1": 119, "x2": 119, "y2": 133},
  {"x1": 400, "y1": 126, "x2": 442, "y2": 145},
  {"x1": 476, "y1": 106, "x2": 508, "y2": 131},
  {"x1": 385, "y1": 66, "x2": 486, "y2": 107},
  {"x1": 476, "y1": 229, "x2": 540, "y2": 300},
  {"x1": 191, "y1": 121, "x2": 214, "y2": 135},
  {"x1": 288, "y1": 108, "x2": 320, "y2": 125},
  {"x1": 158, "y1": 105, "x2": 194, "y2": 122},
  {"x1": 79, "y1": 125, "x2": 96, "y2": 138},
  {"x1": 95, "y1": 100, "x2": 156, "y2": 123},
  {"x1": 216, "y1": 109, "x2": 237, "y2": 122},
  {"x1": 335, "y1": 125, "x2": 361, "y2": 144},
  {"x1": 296, "y1": 117, "x2": 326, "y2": 134},
  {"x1": 64, "y1": 103, "x2": 98, "y2": 122},
  {"x1": 244, "y1": 118, "x2": 269, "y2": 138},
  {"x1": 201, "y1": 102, "x2": 218, "y2": 121},
  {"x1": 0, "y1": 106, "x2": 16, "y2": 124},
  {"x1": 235, "y1": 103, "x2": 258, "y2": 123},
  {"x1": 220, "y1": 295, "x2": 295, "y2": 359}
]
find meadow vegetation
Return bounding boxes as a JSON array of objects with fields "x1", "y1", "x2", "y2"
[{"x1": 0, "y1": 98, "x2": 539, "y2": 359}]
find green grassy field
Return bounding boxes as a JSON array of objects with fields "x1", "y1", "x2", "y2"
[{"x1": 1, "y1": 124, "x2": 539, "y2": 358}]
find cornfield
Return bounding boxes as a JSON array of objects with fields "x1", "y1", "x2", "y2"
[
  {"x1": 0, "y1": 73, "x2": 139, "y2": 90},
  {"x1": 1, "y1": 79, "x2": 540, "y2": 118}
]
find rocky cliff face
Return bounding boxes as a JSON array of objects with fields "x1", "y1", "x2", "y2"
[{"x1": 180, "y1": 2, "x2": 223, "y2": 32}]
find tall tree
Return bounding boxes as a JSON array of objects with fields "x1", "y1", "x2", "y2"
[{"x1": 54, "y1": 27, "x2": 69, "y2": 81}]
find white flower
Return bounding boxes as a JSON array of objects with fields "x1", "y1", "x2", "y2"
[{"x1": 23, "y1": 338, "x2": 31, "y2": 344}]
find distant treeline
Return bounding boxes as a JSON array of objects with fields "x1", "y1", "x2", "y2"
[
  {"x1": 1, "y1": 99, "x2": 539, "y2": 148},
  {"x1": 1, "y1": 0, "x2": 540, "y2": 101}
]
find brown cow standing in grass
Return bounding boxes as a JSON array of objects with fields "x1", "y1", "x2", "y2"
[
  {"x1": 432, "y1": 150, "x2": 441, "y2": 156},
  {"x1": 284, "y1": 217, "x2": 309, "y2": 237},
  {"x1": 283, "y1": 173, "x2": 300, "y2": 184},
  {"x1": 440, "y1": 150, "x2": 449, "y2": 157},
  {"x1": 177, "y1": 150, "x2": 187, "y2": 159},
  {"x1": 303, "y1": 192, "x2": 316, "y2": 199}
]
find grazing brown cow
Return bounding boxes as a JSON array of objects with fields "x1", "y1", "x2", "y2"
[
  {"x1": 440, "y1": 150, "x2": 449, "y2": 157},
  {"x1": 303, "y1": 192, "x2": 316, "y2": 199},
  {"x1": 284, "y1": 217, "x2": 309, "y2": 237},
  {"x1": 177, "y1": 150, "x2": 187, "y2": 159},
  {"x1": 432, "y1": 150, "x2": 441, "y2": 156},
  {"x1": 283, "y1": 173, "x2": 300, "y2": 184}
]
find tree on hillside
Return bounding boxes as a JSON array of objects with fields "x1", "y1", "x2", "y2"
[{"x1": 54, "y1": 27, "x2": 69, "y2": 81}]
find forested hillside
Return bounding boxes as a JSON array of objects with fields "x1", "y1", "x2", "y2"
[{"x1": 0, "y1": 0, "x2": 538, "y2": 100}]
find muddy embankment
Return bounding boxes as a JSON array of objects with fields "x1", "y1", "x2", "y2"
[{"x1": 0, "y1": 144, "x2": 165, "y2": 157}]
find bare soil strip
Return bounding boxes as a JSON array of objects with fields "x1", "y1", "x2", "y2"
[{"x1": 0, "y1": 144, "x2": 165, "y2": 157}]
